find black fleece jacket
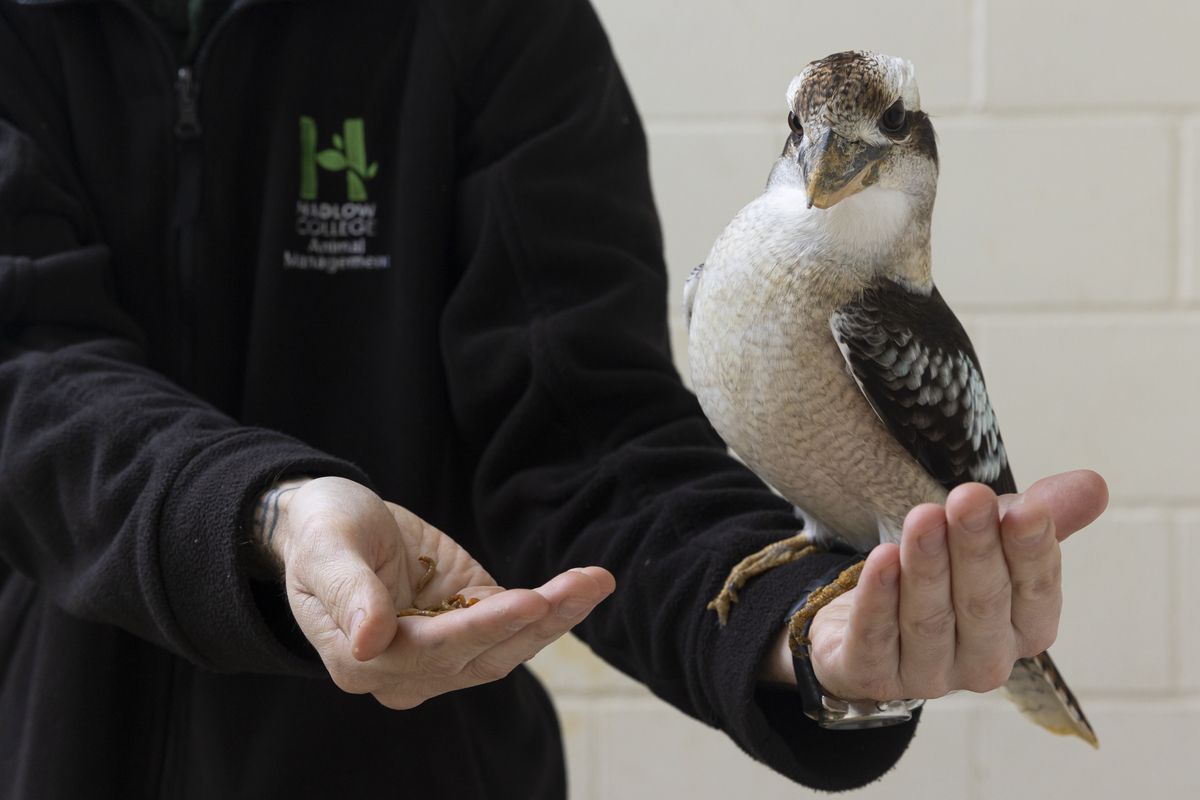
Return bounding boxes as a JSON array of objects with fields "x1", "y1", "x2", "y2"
[{"x1": 0, "y1": 0, "x2": 919, "y2": 796}]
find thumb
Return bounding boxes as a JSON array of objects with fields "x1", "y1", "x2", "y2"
[
  {"x1": 342, "y1": 567, "x2": 397, "y2": 662},
  {"x1": 295, "y1": 553, "x2": 397, "y2": 662},
  {"x1": 1001, "y1": 469, "x2": 1108, "y2": 542}
]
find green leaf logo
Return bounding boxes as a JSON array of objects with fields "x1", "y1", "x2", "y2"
[
  {"x1": 316, "y1": 150, "x2": 347, "y2": 171},
  {"x1": 299, "y1": 116, "x2": 378, "y2": 202}
]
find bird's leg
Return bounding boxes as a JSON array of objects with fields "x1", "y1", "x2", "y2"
[
  {"x1": 707, "y1": 532, "x2": 818, "y2": 625},
  {"x1": 786, "y1": 559, "x2": 865, "y2": 654},
  {"x1": 395, "y1": 556, "x2": 480, "y2": 618}
]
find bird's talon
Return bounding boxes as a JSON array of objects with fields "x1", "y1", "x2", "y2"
[
  {"x1": 707, "y1": 532, "x2": 818, "y2": 625},
  {"x1": 786, "y1": 560, "x2": 865, "y2": 656}
]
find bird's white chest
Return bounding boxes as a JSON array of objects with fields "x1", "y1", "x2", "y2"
[{"x1": 687, "y1": 203, "x2": 945, "y2": 550}]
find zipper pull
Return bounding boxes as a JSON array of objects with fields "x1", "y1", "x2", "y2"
[{"x1": 174, "y1": 66, "x2": 202, "y2": 140}]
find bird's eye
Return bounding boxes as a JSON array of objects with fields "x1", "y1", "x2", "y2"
[
  {"x1": 788, "y1": 111, "x2": 803, "y2": 136},
  {"x1": 879, "y1": 100, "x2": 907, "y2": 135}
]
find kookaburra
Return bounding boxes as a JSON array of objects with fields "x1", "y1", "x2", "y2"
[{"x1": 685, "y1": 51, "x2": 1096, "y2": 745}]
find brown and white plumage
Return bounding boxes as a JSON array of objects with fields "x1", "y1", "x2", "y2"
[{"x1": 686, "y1": 50, "x2": 1096, "y2": 746}]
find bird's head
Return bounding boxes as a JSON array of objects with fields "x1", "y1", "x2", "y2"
[{"x1": 771, "y1": 51, "x2": 938, "y2": 211}]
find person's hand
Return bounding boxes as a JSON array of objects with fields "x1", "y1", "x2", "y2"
[
  {"x1": 254, "y1": 476, "x2": 615, "y2": 709},
  {"x1": 758, "y1": 469, "x2": 1107, "y2": 700}
]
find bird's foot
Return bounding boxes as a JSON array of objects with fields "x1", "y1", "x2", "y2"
[
  {"x1": 707, "y1": 532, "x2": 818, "y2": 626},
  {"x1": 787, "y1": 559, "x2": 865, "y2": 655},
  {"x1": 395, "y1": 556, "x2": 480, "y2": 618}
]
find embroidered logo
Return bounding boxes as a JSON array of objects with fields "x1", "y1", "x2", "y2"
[
  {"x1": 299, "y1": 116, "x2": 378, "y2": 202},
  {"x1": 285, "y1": 116, "x2": 390, "y2": 273}
]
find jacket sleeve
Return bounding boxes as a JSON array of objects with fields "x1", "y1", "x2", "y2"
[
  {"x1": 438, "y1": 0, "x2": 919, "y2": 791},
  {"x1": 0, "y1": 30, "x2": 366, "y2": 677}
]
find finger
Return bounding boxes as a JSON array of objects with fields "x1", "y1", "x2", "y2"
[
  {"x1": 897, "y1": 504, "x2": 955, "y2": 697},
  {"x1": 998, "y1": 469, "x2": 1108, "y2": 542},
  {"x1": 400, "y1": 587, "x2": 551, "y2": 675},
  {"x1": 830, "y1": 545, "x2": 901, "y2": 700},
  {"x1": 533, "y1": 566, "x2": 616, "y2": 615},
  {"x1": 999, "y1": 500, "x2": 1062, "y2": 657},
  {"x1": 462, "y1": 567, "x2": 615, "y2": 683},
  {"x1": 945, "y1": 484, "x2": 1015, "y2": 691}
]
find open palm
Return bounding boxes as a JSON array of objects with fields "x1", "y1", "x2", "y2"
[{"x1": 272, "y1": 477, "x2": 614, "y2": 709}]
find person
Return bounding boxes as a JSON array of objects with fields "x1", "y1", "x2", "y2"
[{"x1": 0, "y1": 0, "x2": 1107, "y2": 797}]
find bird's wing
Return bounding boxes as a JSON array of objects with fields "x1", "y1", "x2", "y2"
[
  {"x1": 829, "y1": 280, "x2": 1016, "y2": 495},
  {"x1": 683, "y1": 263, "x2": 704, "y2": 329}
]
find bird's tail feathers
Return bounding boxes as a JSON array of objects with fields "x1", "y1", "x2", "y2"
[{"x1": 1002, "y1": 651, "x2": 1098, "y2": 748}]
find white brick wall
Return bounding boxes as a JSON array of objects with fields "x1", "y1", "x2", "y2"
[
  {"x1": 933, "y1": 118, "x2": 1176, "y2": 309},
  {"x1": 1184, "y1": 119, "x2": 1200, "y2": 303},
  {"x1": 591, "y1": 0, "x2": 972, "y2": 117},
  {"x1": 1181, "y1": 511, "x2": 1200, "y2": 692},
  {"x1": 1053, "y1": 509, "x2": 1172, "y2": 691},
  {"x1": 986, "y1": 1, "x2": 1200, "y2": 109},
  {"x1": 528, "y1": 1, "x2": 1200, "y2": 796},
  {"x1": 977, "y1": 315, "x2": 1200, "y2": 502},
  {"x1": 974, "y1": 701, "x2": 1200, "y2": 799}
]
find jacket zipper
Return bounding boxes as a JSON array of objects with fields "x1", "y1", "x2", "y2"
[
  {"x1": 115, "y1": 1, "x2": 257, "y2": 387},
  {"x1": 167, "y1": 5, "x2": 262, "y2": 386},
  {"x1": 172, "y1": 65, "x2": 203, "y2": 384},
  {"x1": 103, "y1": 9, "x2": 197, "y2": 798},
  {"x1": 172, "y1": 65, "x2": 204, "y2": 384},
  {"x1": 173, "y1": 66, "x2": 202, "y2": 141},
  {"x1": 102, "y1": 8, "x2": 266, "y2": 795}
]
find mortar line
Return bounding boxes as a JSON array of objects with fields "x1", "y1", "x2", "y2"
[
  {"x1": 968, "y1": 0, "x2": 988, "y2": 112},
  {"x1": 1179, "y1": 117, "x2": 1196, "y2": 305},
  {"x1": 585, "y1": 696, "x2": 599, "y2": 800},
  {"x1": 1166, "y1": 510, "x2": 1181, "y2": 691},
  {"x1": 1165, "y1": 116, "x2": 1184, "y2": 307},
  {"x1": 967, "y1": 701, "x2": 983, "y2": 800}
]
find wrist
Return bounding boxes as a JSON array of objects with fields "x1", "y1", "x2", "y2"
[
  {"x1": 780, "y1": 556, "x2": 923, "y2": 728},
  {"x1": 757, "y1": 624, "x2": 799, "y2": 685},
  {"x1": 246, "y1": 477, "x2": 311, "y2": 578}
]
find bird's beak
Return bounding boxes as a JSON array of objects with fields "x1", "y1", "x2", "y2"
[{"x1": 802, "y1": 129, "x2": 887, "y2": 209}]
